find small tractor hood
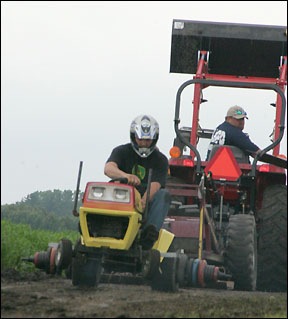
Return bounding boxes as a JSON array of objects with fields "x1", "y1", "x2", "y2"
[{"x1": 170, "y1": 20, "x2": 287, "y2": 78}]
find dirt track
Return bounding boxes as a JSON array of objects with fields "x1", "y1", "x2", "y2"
[{"x1": 1, "y1": 269, "x2": 287, "y2": 318}]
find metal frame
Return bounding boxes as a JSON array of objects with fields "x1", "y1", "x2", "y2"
[{"x1": 174, "y1": 52, "x2": 287, "y2": 175}]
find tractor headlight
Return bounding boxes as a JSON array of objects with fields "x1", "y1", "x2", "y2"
[
  {"x1": 91, "y1": 187, "x2": 105, "y2": 199},
  {"x1": 87, "y1": 184, "x2": 131, "y2": 203},
  {"x1": 114, "y1": 188, "x2": 130, "y2": 202}
]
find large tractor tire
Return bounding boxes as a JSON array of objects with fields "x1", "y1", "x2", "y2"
[
  {"x1": 257, "y1": 184, "x2": 287, "y2": 292},
  {"x1": 226, "y1": 214, "x2": 257, "y2": 291}
]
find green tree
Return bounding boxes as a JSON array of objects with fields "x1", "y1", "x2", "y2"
[{"x1": 21, "y1": 189, "x2": 83, "y2": 217}]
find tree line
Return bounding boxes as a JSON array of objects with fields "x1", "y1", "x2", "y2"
[{"x1": 1, "y1": 189, "x2": 84, "y2": 232}]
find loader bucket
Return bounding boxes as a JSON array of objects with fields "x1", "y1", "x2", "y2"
[{"x1": 170, "y1": 20, "x2": 287, "y2": 78}]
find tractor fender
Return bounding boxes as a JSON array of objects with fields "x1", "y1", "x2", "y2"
[{"x1": 152, "y1": 229, "x2": 175, "y2": 262}]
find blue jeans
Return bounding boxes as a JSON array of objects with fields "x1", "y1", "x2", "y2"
[{"x1": 144, "y1": 189, "x2": 171, "y2": 231}]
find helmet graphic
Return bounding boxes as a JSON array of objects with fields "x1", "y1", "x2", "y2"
[{"x1": 130, "y1": 115, "x2": 159, "y2": 158}]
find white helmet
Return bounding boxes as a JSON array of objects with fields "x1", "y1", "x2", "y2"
[{"x1": 130, "y1": 115, "x2": 159, "y2": 158}]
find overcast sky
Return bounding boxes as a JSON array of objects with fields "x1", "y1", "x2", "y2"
[{"x1": 2, "y1": 1, "x2": 287, "y2": 205}]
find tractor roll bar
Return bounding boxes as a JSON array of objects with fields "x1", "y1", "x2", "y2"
[{"x1": 174, "y1": 78, "x2": 286, "y2": 177}]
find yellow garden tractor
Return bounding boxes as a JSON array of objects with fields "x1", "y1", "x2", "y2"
[
  {"x1": 23, "y1": 162, "x2": 231, "y2": 291},
  {"x1": 23, "y1": 164, "x2": 174, "y2": 289},
  {"x1": 68, "y1": 165, "x2": 176, "y2": 288}
]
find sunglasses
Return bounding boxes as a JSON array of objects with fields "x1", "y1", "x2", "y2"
[{"x1": 235, "y1": 110, "x2": 247, "y2": 116}]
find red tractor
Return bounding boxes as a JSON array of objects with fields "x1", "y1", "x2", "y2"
[{"x1": 162, "y1": 20, "x2": 287, "y2": 291}]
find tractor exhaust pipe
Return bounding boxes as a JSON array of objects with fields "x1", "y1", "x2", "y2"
[{"x1": 72, "y1": 161, "x2": 83, "y2": 217}]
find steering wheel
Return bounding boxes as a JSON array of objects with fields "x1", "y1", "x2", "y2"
[{"x1": 109, "y1": 177, "x2": 129, "y2": 184}]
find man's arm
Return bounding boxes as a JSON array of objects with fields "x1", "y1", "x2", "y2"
[
  {"x1": 104, "y1": 162, "x2": 141, "y2": 186},
  {"x1": 229, "y1": 127, "x2": 260, "y2": 157}
]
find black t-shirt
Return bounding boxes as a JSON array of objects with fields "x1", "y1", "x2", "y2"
[
  {"x1": 206, "y1": 121, "x2": 259, "y2": 160},
  {"x1": 106, "y1": 143, "x2": 169, "y2": 196}
]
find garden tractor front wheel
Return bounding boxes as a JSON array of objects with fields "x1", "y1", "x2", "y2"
[{"x1": 71, "y1": 238, "x2": 102, "y2": 287}]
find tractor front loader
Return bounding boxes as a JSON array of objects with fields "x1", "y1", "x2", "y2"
[{"x1": 163, "y1": 20, "x2": 287, "y2": 292}]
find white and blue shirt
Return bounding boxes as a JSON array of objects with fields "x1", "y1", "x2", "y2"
[{"x1": 206, "y1": 121, "x2": 259, "y2": 160}]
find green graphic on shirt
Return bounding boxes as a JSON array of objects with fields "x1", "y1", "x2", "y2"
[{"x1": 132, "y1": 165, "x2": 146, "y2": 180}]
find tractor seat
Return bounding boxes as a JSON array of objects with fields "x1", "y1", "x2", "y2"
[{"x1": 208, "y1": 145, "x2": 250, "y2": 163}]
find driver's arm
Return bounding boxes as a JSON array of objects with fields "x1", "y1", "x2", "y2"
[{"x1": 104, "y1": 161, "x2": 140, "y2": 186}]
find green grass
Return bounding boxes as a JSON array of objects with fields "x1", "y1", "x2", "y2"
[{"x1": 1, "y1": 219, "x2": 79, "y2": 272}]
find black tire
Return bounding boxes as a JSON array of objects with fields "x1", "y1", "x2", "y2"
[
  {"x1": 176, "y1": 253, "x2": 188, "y2": 287},
  {"x1": 142, "y1": 249, "x2": 160, "y2": 280},
  {"x1": 71, "y1": 238, "x2": 102, "y2": 287},
  {"x1": 72, "y1": 255, "x2": 101, "y2": 287},
  {"x1": 55, "y1": 238, "x2": 72, "y2": 270},
  {"x1": 151, "y1": 255, "x2": 179, "y2": 292},
  {"x1": 65, "y1": 264, "x2": 72, "y2": 279},
  {"x1": 257, "y1": 184, "x2": 287, "y2": 292},
  {"x1": 226, "y1": 214, "x2": 257, "y2": 291}
]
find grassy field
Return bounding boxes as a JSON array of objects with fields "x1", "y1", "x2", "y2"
[{"x1": 1, "y1": 219, "x2": 79, "y2": 272}]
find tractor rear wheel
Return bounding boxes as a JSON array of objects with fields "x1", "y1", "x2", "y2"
[
  {"x1": 226, "y1": 214, "x2": 257, "y2": 291},
  {"x1": 257, "y1": 184, "x2": 287, "y2": 292}
]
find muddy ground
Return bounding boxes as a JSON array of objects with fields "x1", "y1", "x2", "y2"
[{"x1": 1, "y1": 269, "x2": 287, "y2": 318}]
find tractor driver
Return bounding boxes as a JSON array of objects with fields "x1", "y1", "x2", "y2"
[
  {"x1": 104, "y1": 114, "x2": 171, "y2": 249},
  {"x1": 206, "y1": 105, "x2": 261, "y2": 161}
]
